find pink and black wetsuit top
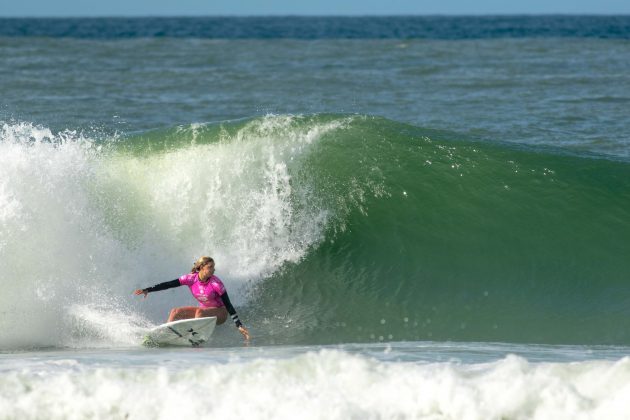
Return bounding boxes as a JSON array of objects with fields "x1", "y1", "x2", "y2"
[
  {"x1": 178, "y1": 273, "x2": 226, "y2": 308},
  {"x1": 143, "y1": 274, "x2": 243, "y2": 328}
]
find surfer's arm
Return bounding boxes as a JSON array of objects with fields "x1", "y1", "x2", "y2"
[
  {"x1": 142, "y1": 279, "x2": 181, "y2": 294},
  {"x1": 220, "y1": 292, "x2": 244, "y2": 328}
]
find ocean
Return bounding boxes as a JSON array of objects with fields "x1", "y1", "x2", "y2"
[{"x1": 1, "y1": 16, "x2": 630, "y2": 419}]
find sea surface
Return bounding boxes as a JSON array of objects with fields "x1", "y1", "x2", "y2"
[{"x1": 1, "y1": 16, "x2": 630, "y2": 419}]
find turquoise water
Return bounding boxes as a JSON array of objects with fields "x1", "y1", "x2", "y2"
[{"x1": 2, "y1": 16, "x2": 630, "y2": 419}]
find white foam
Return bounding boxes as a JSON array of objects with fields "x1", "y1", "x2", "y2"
[
  {"x1": 0, "y1": 117, "x2": 344, "y2": 349},
  {"x1": 0, "y1": 122, "x2": 137, "y2": 348},
  {"x1": 1, "y1": 351, "x2": 629, "y2": 420}
]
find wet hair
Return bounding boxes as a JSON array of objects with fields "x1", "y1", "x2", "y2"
[{"x1": 191, "y1": 256, "x2": 214, "y2": 273}]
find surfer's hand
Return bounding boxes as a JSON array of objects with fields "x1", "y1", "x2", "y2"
[
  {"x1": 238, "y1": 326, "x2": 250, "y2": 341},
  {"x1": 134, "y1": 289, "x2": 148, "y2": 298}
]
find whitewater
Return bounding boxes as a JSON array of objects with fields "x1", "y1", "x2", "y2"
[{"x1": 1, "y1": 346, "x2": 629, "y2": 420}]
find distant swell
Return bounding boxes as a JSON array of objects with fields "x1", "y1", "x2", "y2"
[{"x1": 2, "y1": 16, "x2": 630, "y2": 39}]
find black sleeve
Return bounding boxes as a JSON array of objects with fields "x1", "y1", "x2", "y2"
[
  {"x1": 144, "y1": 279, "x2": 181, "y2": 293},
  {"x1": 220, "y1": 291, "x2": 244, "y2": 328}
]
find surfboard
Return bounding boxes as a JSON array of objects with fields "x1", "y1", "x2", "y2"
[{"x1": 142, "y1": 316, "x2": 217, "y2": 347}]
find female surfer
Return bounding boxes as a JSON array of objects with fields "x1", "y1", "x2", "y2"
[{"x1": 134, "y1": 256, "x2": 250, "y2": 340}]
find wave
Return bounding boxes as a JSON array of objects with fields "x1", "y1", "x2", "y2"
[{"x1": 1, "y1": 115, "x2": 629, "y2": 349}]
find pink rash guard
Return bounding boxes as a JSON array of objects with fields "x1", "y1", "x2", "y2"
[{"x1": 178, "y1": 273, "x2": 226, "y2": 308}]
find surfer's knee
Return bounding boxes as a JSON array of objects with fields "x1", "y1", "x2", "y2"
[
  {"x1": 167, "y1": 308, "x2": 178, "y2": 321},
  {"x1": 168, "y1": 307, "x2": 194, "y2": 322}
]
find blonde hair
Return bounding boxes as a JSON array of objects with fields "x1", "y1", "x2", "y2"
[{"x1": 191, "y1": 256, "x2": 214, "y2": 273}]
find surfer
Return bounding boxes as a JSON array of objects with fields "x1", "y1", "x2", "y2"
[{"x1": 134, "y1": 256, "x2": 250, "y2": 340}]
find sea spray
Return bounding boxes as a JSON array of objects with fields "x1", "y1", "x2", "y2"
[
  {"x1": 0, "y1": 116, "x2": 346, "y2": 349},
  {"x1": 0, "y1": 122, "x2": 138, "y2": 348}
]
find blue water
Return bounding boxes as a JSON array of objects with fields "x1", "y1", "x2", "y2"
[{"x1": 2, "y1": 16, "x2": 630, "y2": 39}]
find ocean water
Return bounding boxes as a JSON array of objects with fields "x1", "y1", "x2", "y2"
[{"x1": 1, "y1": 16, "x2": 630, "y2": 419}]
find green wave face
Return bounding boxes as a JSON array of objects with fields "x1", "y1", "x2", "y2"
[{"x1": 229, "y1": 115, "x2": 630, "y2": 345}]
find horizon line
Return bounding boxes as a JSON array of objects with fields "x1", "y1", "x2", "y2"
[{"x1": 2, "y1": 13, "x2": 630, "y2": 19}]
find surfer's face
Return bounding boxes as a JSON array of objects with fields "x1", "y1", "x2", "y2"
[{"x1": 199, "y1": 262, "x2": 215, "y2": 279}]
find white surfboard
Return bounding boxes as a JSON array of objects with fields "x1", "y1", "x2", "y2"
[{"x1": 143, "y1": 316, "x2": 217, "y2": 347}]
